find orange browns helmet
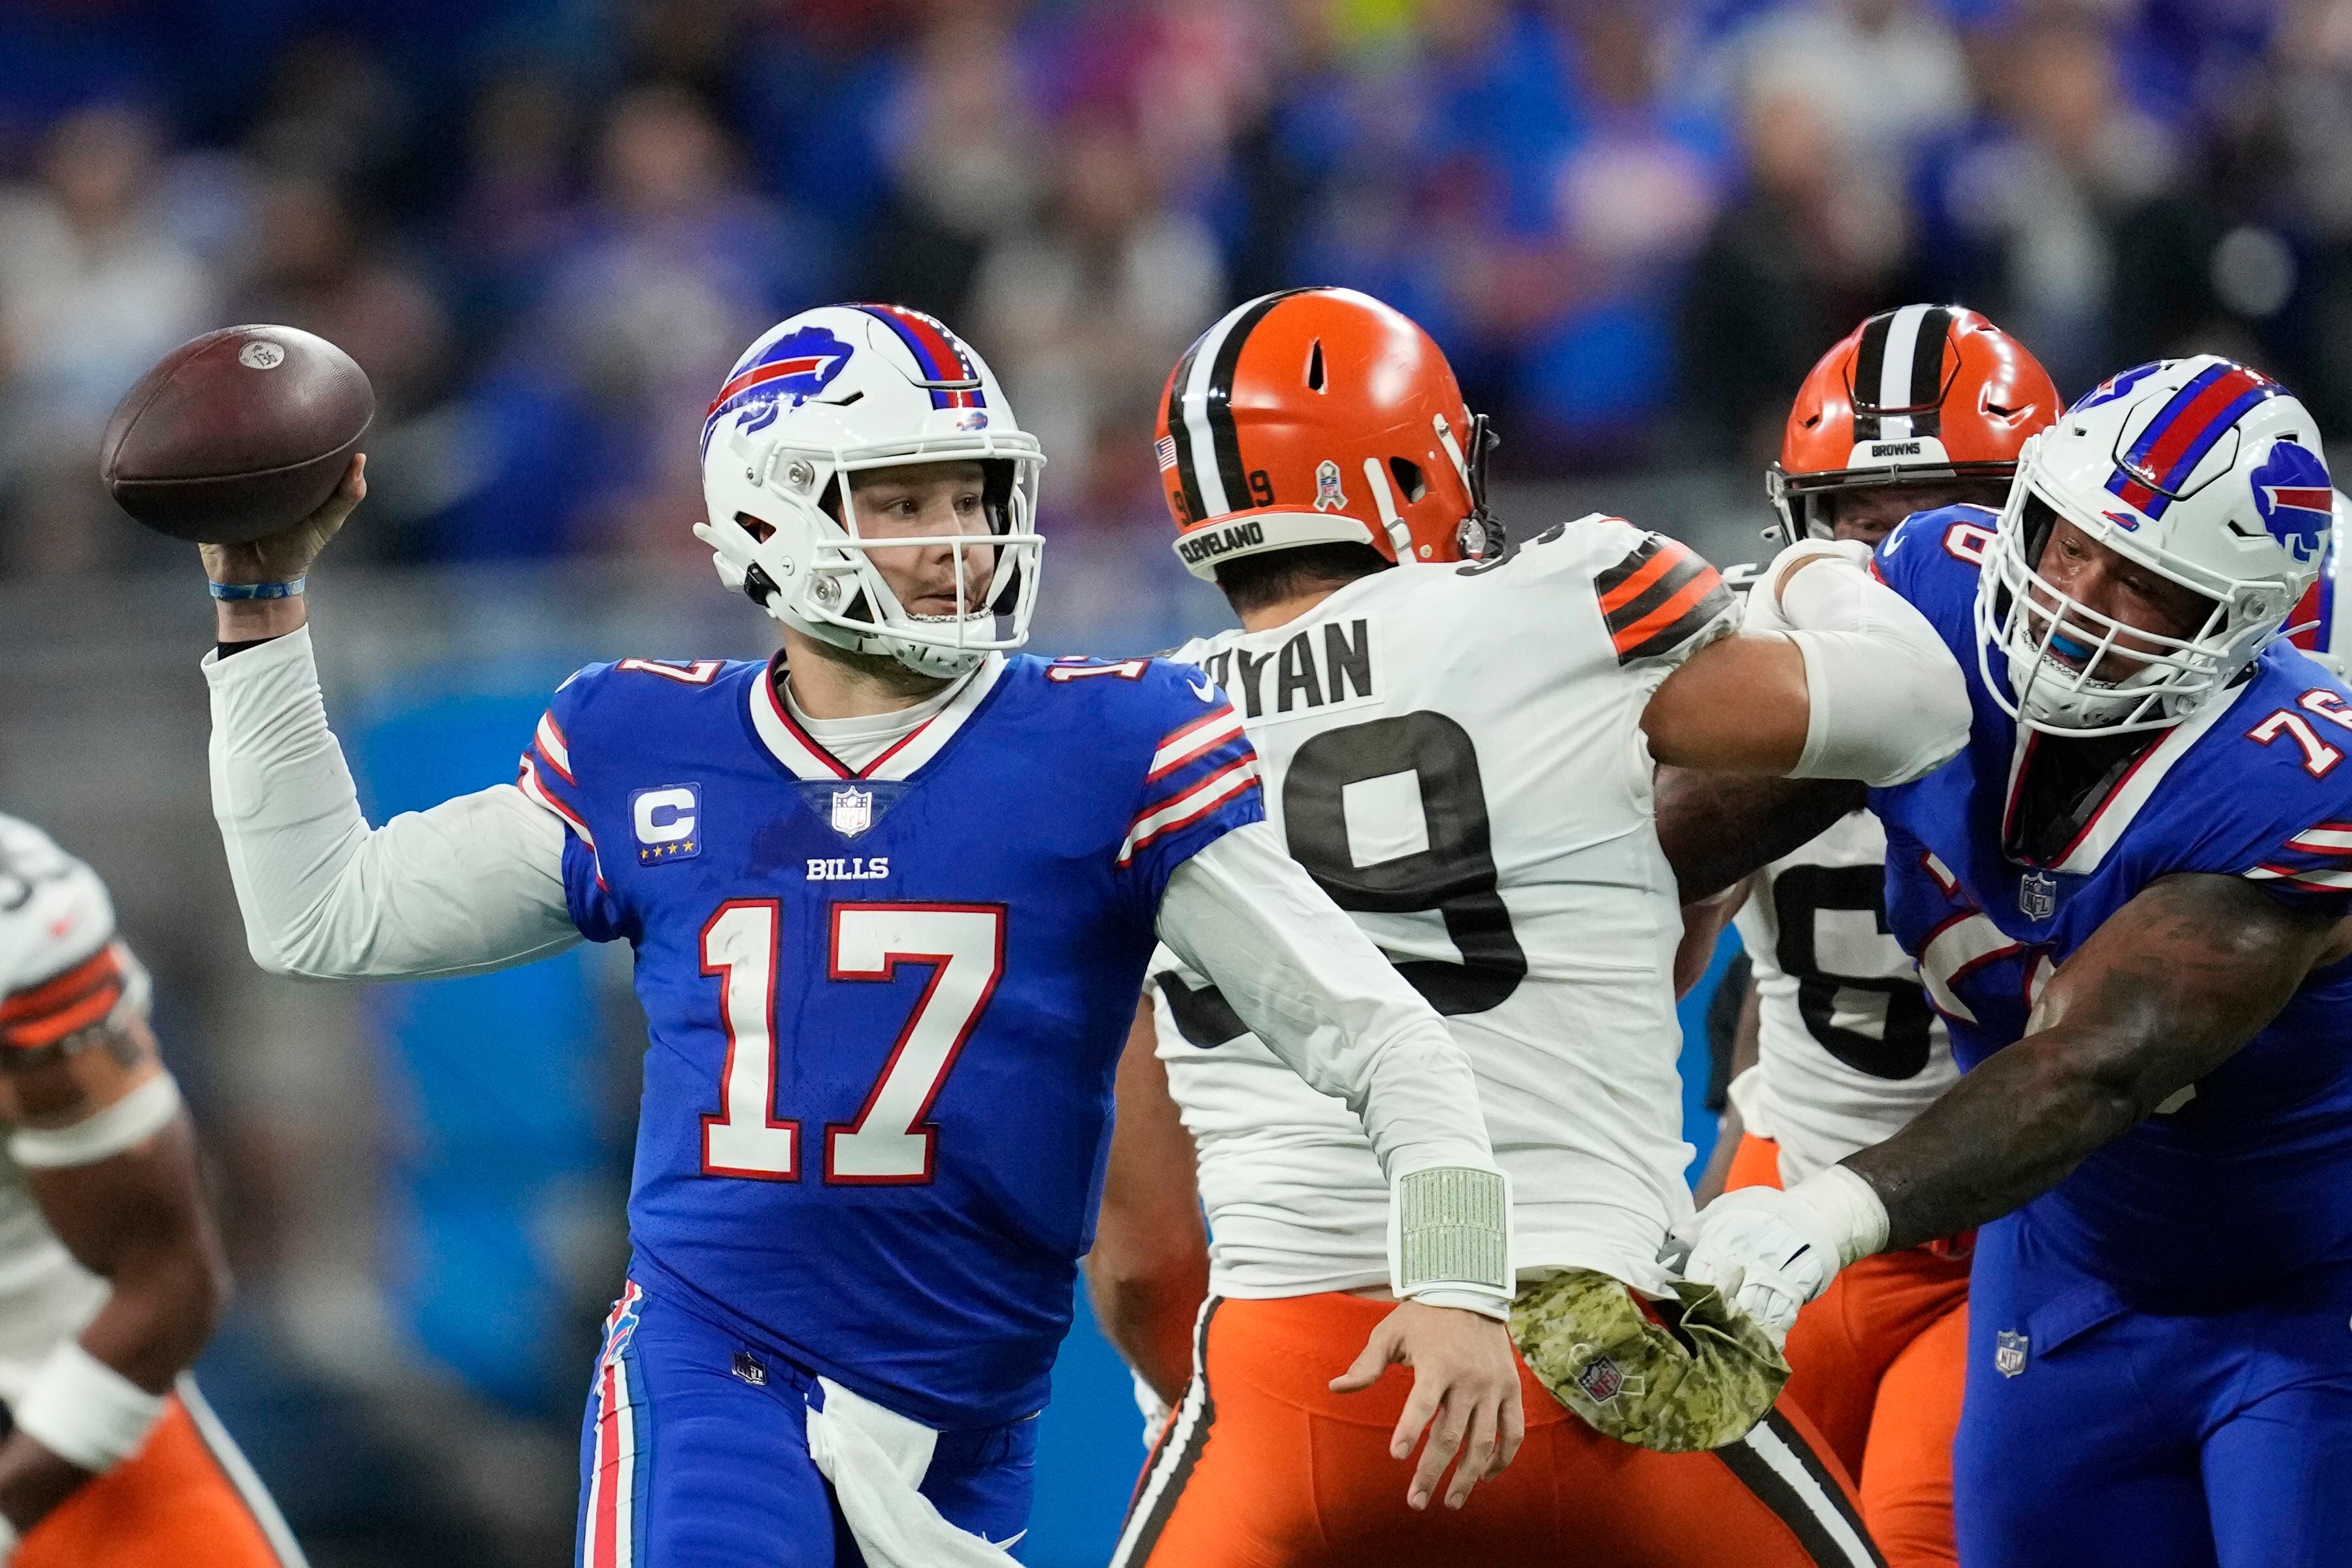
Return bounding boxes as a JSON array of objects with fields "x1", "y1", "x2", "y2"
[
  {"x1": 1158, "y1": 288, "x2": 1502, "y2": 580},
  {"x1": 1769, "y1": 303, "x2": 2061, "y2": 546}
]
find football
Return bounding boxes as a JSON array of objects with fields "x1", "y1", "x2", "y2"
[{"x1": 99, "y1": 324, "x2": 374, "y2": 544}]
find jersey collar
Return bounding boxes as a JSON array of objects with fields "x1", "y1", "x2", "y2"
[
  {"x1": 747, "y1": 652, "x2": 1007, "y2": 782},
  {"x1": 2001, "y1": 674, "x2": 2257, "y2": 876}
]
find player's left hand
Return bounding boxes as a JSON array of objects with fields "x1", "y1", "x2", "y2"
[{"x1": 1329, "y1": 1301, "x2": 1526, "y2": 1511}]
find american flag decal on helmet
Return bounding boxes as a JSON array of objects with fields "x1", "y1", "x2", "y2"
[{"x1": 1594, "y1": 533, "x2": 1734, "y2": 666}]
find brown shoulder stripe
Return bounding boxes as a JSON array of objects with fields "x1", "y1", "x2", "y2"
[{"x1": 1595, "y1": 535, "x2": 1733, "y2": 664}]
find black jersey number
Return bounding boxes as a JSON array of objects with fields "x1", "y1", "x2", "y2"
[
  {"x1": 1157, "y1": 712, "x2": 1525, "y2": 1046},
  {"x1": 1769, "y1": 863, "x2": 1936, "y2": 1080}
]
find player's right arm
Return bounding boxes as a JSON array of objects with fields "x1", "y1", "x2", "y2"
[
  {"x1": 201, "y1": 457, "x2": 580, "y2": 980},
  {"x1": 1154, "y1": 824, "x2": 1525, "y2": 1509},
  {"x1": 1640, "y1": 538, "x2": 1971, "y2": 786},
  {"x1": 0, "y1": 951, "x2": 226, "y2": 1550}
]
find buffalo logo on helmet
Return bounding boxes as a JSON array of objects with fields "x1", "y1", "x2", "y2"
[
  {"x1": 2251, "y1": 441, "x2": 2332, "y2": 565},
  {"x1": 701, "y1": 325, "x2": 856, "y2": 454},
  {"x1": 1313, "y1": 459, "x2": 1347, "y2": 512},
  {"x1": 2072, "y1": 361, "x2": 2160, "y2": 414}
]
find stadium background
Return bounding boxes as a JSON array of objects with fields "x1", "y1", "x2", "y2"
[{"x1": 0, "y1": 0, "x2": 2337, "y2": 1561}]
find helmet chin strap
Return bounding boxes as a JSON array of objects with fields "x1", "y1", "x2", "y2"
[{"x1": 1434, "y1": 412, "x2": 1507, "y2": 560}]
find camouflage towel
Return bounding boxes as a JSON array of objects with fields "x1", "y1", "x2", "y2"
[{"x1": 1509, "y1": 1267, "x2": 1789, "y2": 1453}]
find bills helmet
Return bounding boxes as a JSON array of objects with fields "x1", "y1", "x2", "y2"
[
  {"x1": 2285, "y1": 492, "x2": 2352, "y2": 678},
  {"x1": 1769, "y1": 305, "x2": 2060, "y2": 546},
  {"x1": 1157, "y1": 288, "x2": 1501, "y2": 580},
  {"x1": 696, "y1": 303, "x2": 1045, "y2": 679},
  {"x1": 1975, "y1": 356, "x2": 2332, "y2": 735}
]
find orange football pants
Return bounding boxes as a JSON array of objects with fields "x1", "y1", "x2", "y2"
[
  {"x1": 1727, "y1": 1133, "x2": 1966, "y2": 1568},
  {"x1": 17, "y1": 1392, "x2": 299, "y2": 1568},
  {"x1": 1113, "y1": 1291, "x2": 1883, "y2": 1567}
]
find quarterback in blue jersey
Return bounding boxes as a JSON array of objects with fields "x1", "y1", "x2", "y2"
[
  {"x1": 1664, "y1": 356, "x2": 2352, "y2": 1564},
  {"x1": 193, "y1": 305, "x2": 1527, "y2": 1564}
]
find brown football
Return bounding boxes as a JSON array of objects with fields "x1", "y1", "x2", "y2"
[{"x1": 100, "y1": 325, "x2": 374, "y2": 544}]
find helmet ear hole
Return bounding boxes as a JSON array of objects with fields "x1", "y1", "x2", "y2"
[
  {"x1": 1388, "y1": 457, "x2": 1427, "y2": 503},
  {"x1": 980, "y1": 458, "x2": 1018, "y2": 535},
  {"x1": 734, "y1": 511, "x2": 777, "y2": 544},
  {"x1": 2021, "y1": 493, "x2": 2059, "y2": 565}
]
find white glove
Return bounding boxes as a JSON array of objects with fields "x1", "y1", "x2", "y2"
[
  {"x1": 1132, "y1": 1369, "x2": 1174, "y2": 1447},
  {"x1": 1664, "y1": 1166, "x2": 1890, "y2": 1347}
]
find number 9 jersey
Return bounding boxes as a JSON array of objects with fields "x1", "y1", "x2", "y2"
[{"x1": 1151, "y1": 516, "x2": 1739, "y2": 1299}]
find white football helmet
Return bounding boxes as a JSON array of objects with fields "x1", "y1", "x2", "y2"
[
  {"x1": 2286, "y1": 492, "x2": 2352, "y2": 678},
  {"x1": 696, "y1": 303, "x2": 1045, "y2": 679},
  {"x1": 1974, "y1": 356, "x2": 2332, "y2": 735}
]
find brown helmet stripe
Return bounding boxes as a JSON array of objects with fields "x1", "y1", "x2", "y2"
[
  {"x1": 1906, "y1": 305, "x2": 1955, "y2": 438},
  {"x1": 1169, "y1": 289, "x2": 1311, "y2": 522},
  {"x1": 1851, "y1": 310, "x2": 1896, "y2": 442},
  {"x1": 1201, "y1": 290, "x2": 1308, "y2": 510}
]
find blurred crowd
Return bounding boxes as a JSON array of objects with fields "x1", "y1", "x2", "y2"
[
  {"x1": 6, "y1": 5, "x2": 2349, "y2": 1559},
  {"x1": 2, "y1": 0, "x2": 2347, "y2": 580}
]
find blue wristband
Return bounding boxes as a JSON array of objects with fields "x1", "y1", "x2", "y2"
[{"x1": 208, "y1": 577, "x2": 305, "y2": 601}]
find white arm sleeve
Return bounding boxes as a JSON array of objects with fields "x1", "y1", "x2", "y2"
[
  {"x1": 1157, "y1": 822, "x2": 1511, "y2": 1307},
  {"x1": 1155, "y1": 822, "x2": 1498, "y2": 1180},
  {"x1": 204, "y1": 626, "x2": 582, "y2": 980},
  {"x1": 1750, "y1": 541, "x2": 1972, "y2": 788}
]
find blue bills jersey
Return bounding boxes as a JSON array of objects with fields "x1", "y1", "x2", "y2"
[
  {"x1": 1870, "y1": 507, "x2": 2352, "y2": 1303},
  {"x1": 515, "y1": 652, "x2": 1263, "y2": 1427}
]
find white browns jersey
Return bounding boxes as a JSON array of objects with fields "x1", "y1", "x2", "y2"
[
  {"x1": 0, "y1": 815, "x2": 120, "y2": 1401},
  {"x1": 1151, "y1": 517, "x2": 1738, "y2": 1299},
  {"x1": 1728, "y1": 810, "x2": 1957, "y2": 1185}
]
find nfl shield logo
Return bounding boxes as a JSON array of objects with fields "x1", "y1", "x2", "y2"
[
  {"x1": 830, "y1": 786, "x2": 873, "y2": 838},
  {"x1": 1574, "y1": 1352, "x2": 1626, "y2": 1405},
  {"x1": 1314, "y1": 459, "x2": 1347, "y2": 512},
  {"x1": 1994, "y1": 1330, "x2": 2030, "y2": 1378},
  {"x1": 2018, "y1": 870, "x2": 2058, "y2": 922}
]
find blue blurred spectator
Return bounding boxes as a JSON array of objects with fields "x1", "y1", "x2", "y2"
[
  {"x1": 430, "y1": 83, "x2": 816, "y2": 561},
  {"x1": 1913, "y1": 10, "x2": 2179, "y2": 392},
  {"x1": 1505, "y1": 1, "x2": 1732, "y2": 456},
  {"x1": 859, "y1": 1, "x2": 1048, "y2": 323}
]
